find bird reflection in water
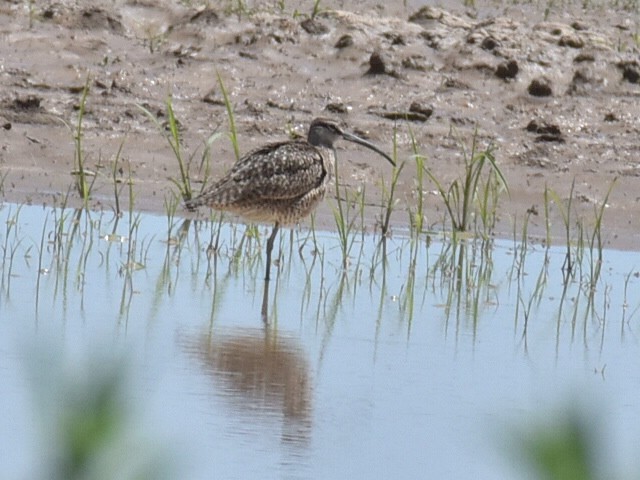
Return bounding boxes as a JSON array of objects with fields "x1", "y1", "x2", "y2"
[{"x1": 183, "y1": 327, "x2": 312, "y2": 446}]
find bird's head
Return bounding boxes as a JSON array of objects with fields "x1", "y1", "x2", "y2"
[{"x1": 307, "y1": 117, "x2": 395, "y2": 166}]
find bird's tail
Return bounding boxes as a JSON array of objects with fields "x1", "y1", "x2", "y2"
[{"x1": 184, "y1": 195, "x2": 201, "y2": 212}]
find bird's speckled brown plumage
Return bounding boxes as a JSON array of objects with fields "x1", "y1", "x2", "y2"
[
  {"x1": 186, "y1": 117, "x2": 394, "y2": 281},
  {"x1": 186, "y1": 140, "x2": 331, "y2": 225}
]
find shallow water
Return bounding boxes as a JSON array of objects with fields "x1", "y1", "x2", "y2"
[{"x1": 1, "y1": 203, "x2": 639, "y2": 479}]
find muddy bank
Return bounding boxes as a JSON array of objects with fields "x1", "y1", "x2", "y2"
[{"x1": 0, "y1": 1, "x2": 639, "y2": 248}]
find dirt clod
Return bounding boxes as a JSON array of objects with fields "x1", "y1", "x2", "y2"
[
  {"x1": 409, "y1": 101, "x2": 434, "y2": 118},
  {"x1": 367, "y1": 51, "x2": 388, "y2": 75},
  {"x1": 571, "y1": 20, "x2": 588, "y2": 30},
  {"x1": 526, "y1": 119, "x2": 562, "y2": 136},
  {"x1": 558, "y1": 34, "x2": 584, "y2": 48},
  {"x1": 189, "y1": 8, "x2": 220, "y2": 25},
  {"x1": 567, "y1": 67, "x2": 600, "y2": 95},
  {"x1": 325, "y1": 102, "x2": 349, "y2": 114},
  {"x1": 371, "y1": 110, "x2": 431, "y2": 122},
  {"x1": 401, "y1": 55, "x2": 429, "y2": 71},
  {"x1": 334, "y1": 34, "x2": 354, "y2": 49},
  {"x1": 382, "y1": 32, "x2": 406, "y2": 45},
  {"x1": 495, "y1": 59, "x2": 519, "y2": 80},
  {"x1": 481, "y1": 36, "x2": 500, "y2": 50},
  {"x1": 526, "y1": 119, "x2": 564, "y2": 142},
  {"x1": 573, "y1": 52, "x2": 595, "y2": 63},
  {"x1": 78, "y1": 8, "x2": 124, "y2": 34},
  {"x1": 621, "y1": 63, "x2": 640, "y2": 84},
  {"x1": 12, "y1": 95, "x2": 42, "y2": 111},
  {"x1": 300, "y1": 18, "x2": 328, "y2": 35},
  {"x1": 42, "y1": 7, "x2": 56, "y2": 19},
  {"x1": 528, "y1": 77, "x2": 553, "y2": 96}
]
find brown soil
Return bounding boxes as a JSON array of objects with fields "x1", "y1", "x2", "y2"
[{"x1": 1, "y1": 1, "x2": 639, "y2": 248}]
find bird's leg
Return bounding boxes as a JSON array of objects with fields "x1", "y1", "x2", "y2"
[
  {"x1": 261, "y1": 279, "x2": 270, "y2": 323},
  {"x1": 264, "y1": 222, "x2": 280, "y2": 282}
]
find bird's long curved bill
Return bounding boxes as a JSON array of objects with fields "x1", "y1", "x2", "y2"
[{"x1": 341, "y1": 132, "x2": 396, "y2": 166}]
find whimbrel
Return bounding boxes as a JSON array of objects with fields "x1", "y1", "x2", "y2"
[{"x1": 186, "y1": 117, "x2": 395, "y2": 281}]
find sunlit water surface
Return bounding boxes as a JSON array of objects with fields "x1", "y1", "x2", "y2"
[{"x1": 1, "y1": 204, "x2": 639, "y2": 479}]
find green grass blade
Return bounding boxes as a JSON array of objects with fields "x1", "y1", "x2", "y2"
[{"x1": 216, "y1": 71, "x2": 240, "y2": 162}]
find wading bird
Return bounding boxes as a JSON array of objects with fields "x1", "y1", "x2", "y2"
[{"x1": 186, "y1": 117, "x2": 395, "y2": 282}]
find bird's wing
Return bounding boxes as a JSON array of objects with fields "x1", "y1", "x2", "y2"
[
  {"x1": 186, "y1": 141, "x2": 328, "y2": 210},
  {"x1": 213, "y1": 141, "x2": 327, "y2": 203}
]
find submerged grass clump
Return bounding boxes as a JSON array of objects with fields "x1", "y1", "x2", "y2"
[
  {"x1": 378, "y1": 126, "x2": 405, "y2": 239},
  {"x1": 138, "y1": 97, "x2": 193, "y2": 202},
  {"x1": 332, "y1": 174, "x2": 366, "y2": 271},
  {"x1": 0, "y1": 169, "x2": 8, "y2": 197},
  {"x1": 423, "y1": 128, "x2": 508, "y2": 237},
  {"x1": 138, "y1": 72, "x2": 235, "y2": 205},
  {"x1": 216, "y1": 70, "x2": 240, "y2": 163},
  {"x1": 546, "y1": 181, "x2": 577, "y2": 282},
  {"x1": 545, "y1": 178, "x2": 616, "y2": 292},
  {"x1": 1, "y1": 205, "x2": 24, "y2": 295},
  {"x1": 57, "y1": 75, "x2": 98, "y2": 205},
  {"x1": 110, "y1": 139, "x2": 127, "y2": 216},
  {"x1": 55, "y1": 74, "x2": 133, "y2": 210},
  {"x1": 407, "y1": 127, "x2": 426, "y2": 236},
  {"x1": 73, "y1": 76, "x2": 92, "y2": 203},
  {"x1": 507, "y1": 176, "x2": 619, "y2": 342}
]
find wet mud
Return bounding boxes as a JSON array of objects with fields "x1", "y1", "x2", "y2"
[{"x1": 1, "y1": 1, "x2": 639, "y2": 247}]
